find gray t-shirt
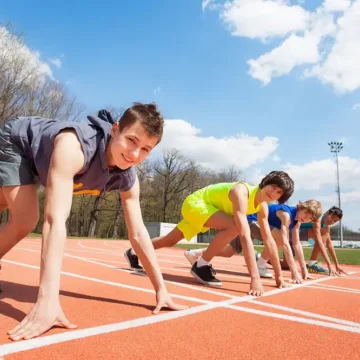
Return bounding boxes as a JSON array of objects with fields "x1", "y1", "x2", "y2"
[{"x1": 10, "y1": 111, "x2": 136, "y2": 194}]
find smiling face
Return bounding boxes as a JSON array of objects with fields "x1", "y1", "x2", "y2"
[
  {"x1": 325, "y1": 213, "x2": 341, "y2": 226},
  {"x1": 296, "y1": 208, "x2": 313, "y2": 223},
  {"x1": 106, "y1": 121, "x2": 158, "y2": 169},
  {"x1": 260, "y1": 184, "x2": 284, "y2": 203}
]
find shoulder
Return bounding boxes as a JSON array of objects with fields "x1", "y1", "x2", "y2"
[
  {"x1": 231, "y1": 182, "x2": 249, "y2": 195},
  {"x1": 229, "y1": 182, "x2": 249, "y2": 202},
  {"x1": 276, "y1": 208, "x2": 291, "y2": 222},
  {"x1": 54, "y1": 129, "x2": 83, "y2": 150}
]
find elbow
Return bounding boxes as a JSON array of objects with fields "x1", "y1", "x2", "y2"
[
  {"x1": 43, "y1": 213, "x2": 67, "y2": 231},
  {"x1": 128, "y1": 227, "x2": 147, "y2": 244}
]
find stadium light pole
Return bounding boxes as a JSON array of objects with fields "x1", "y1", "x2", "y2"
[{"x1": 328, "y1": 141, "x2": 343, "y2": 248}]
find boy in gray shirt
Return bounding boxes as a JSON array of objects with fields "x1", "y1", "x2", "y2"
[{"x1": 0, "y1": 103, "x2": 186, "y2": 341}]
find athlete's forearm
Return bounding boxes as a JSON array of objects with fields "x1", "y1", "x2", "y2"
[
  {"x1": 326, "y1": 237, "x2": 339, "y2": 266},
  {"x1": 282, "y1": 241, "x2": 298, "y2": 276},
  {"x1": 293, "y1": 241, "x2": 307, "y2": 273},
  {"x1": 38, "y1": 219, "x2": 67, "y2": 299},
  {"x1": 279, "y1": 225, "x2": 297, "y2": 276},
  {"x1": 237, "y1": 216, "x2": 259, "y2": 281},
  {"x1": 265, "y1": 236, "x2": 282, "y2": 280},
  {"x1": 241, "y1": 234, "x2": 260, "y2": 280},
  {"x1": 316, "y1": 236, "x2": 332, "y2": 266}
]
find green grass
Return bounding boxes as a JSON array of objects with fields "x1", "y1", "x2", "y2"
[{"x1": 174, "y1": 244, "x2": 360, "y2": 266}]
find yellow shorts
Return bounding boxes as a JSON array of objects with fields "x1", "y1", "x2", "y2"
[{"x1": 177, "y1": 192, "x2": 219, "y2": 241}]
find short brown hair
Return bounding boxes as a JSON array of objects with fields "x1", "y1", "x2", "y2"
[
  {"x1": 259, "y1": 171, "x2": 294, "y2": 204},
  {"x1": 297, "y1": 200, "x2": 322, "y2": 221},
  {"x1": 119, "y1": 102, "x2": 164, "y2": 143},
  {"x1": 328, "y1": 206, "x2": 343, "y2": 219}
]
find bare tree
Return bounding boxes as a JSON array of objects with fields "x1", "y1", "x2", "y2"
[
  {"x1": 154, "y1": 148, "x2": 194, "y2": 222},
  {"x1": 0, "y1": 26, "x2": 38, "y2": 123},
  {"x1": 0, "y1": 25, "x2": 84, "y2": 124},
  {"x1": 24, "y1": 80, "x2": 84, "y2": 121},
  {"x1": 217, "y1": 165, "x2": 243, "y2": 182}
]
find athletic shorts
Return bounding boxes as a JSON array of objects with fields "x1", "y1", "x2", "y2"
[
  {"x1": 229, "y1": 221, "x2": 275, "y2": 254},
  {"x1": 0, "y1": 119, "x2": 35, "y2": 187},
  {"x1": 177, "y1": 192, "x2": 219, "y2": 241}
]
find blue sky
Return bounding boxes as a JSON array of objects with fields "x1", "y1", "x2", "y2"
[{"x1": 1, "y1": 0, "x2": 360, "y2": 231}]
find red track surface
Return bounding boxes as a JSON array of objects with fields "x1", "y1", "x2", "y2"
[{"x1": 1, "y1": 238, "x2": 359, "y2": 359}]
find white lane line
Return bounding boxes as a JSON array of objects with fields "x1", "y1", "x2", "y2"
[
  {"x1": 0, "y1": 301, "x2": 227, "y2": 357},
  {"x1": 312, "y1": 283, "x2": 360, "y2": 293},
  {"x1": 80, "y1": 241, "x2": 244, "y2": 270},
  {"x1": 77, "y1": 242, "x2": 301, "y2": 283},
  {"x1": 306, "y1": 285, "x2": 360, "y2": 295},
  {"x1": 247, "y1": 301, "x2": 360, "y2": 328},
  {"x1": 339, "y1": 276, "x2": 360, "y2": 281},
  {"x1": 225, "y1": 305, "x2": 360, "y2": 334},
  {"x1": 0, "y1": 264, "x2": 338, "y2": 357},
  {"x1": 64, "y1": 253, "x2": 236, "y2": 300},
  {"x1": 1, "y1": 259, "x2": 210, "y2": 305},
  {"x1": 12, "y1": 246, "x2": 280, "y2": 286},
  {"x1": 12, "y1": 247, "x2": 235, "y2": 300}
]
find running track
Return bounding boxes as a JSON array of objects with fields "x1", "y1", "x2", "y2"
[{"x1": 1, "y1": 238, "x2": 360, "y2": 359}]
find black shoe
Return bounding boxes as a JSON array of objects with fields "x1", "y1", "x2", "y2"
[
  {"x1": 124, "y1": 249, "x2": 143, "y2": 271},
  {"x1": 190, "y1": 262, "x2": 222, "y2": 287}
]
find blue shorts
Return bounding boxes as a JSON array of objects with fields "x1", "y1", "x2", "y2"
[{"x1": 0, "y1": 120, "x2": 35, "y2": 187}]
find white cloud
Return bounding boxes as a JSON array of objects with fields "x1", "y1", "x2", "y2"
[
  {"x1": 245, "y1": 167, "x2": 266, "y2": 185},
  {"x1": 279, "y1": 155, "x2": 360, "y2": 230},
  {"x1": 282, "y1": 156, "x2": 360, "y2": 190},
  {"x1": 272, "y1": 154, "x2": 281, "y2": 162},
  {"x1": 157, "y1": 119, "x2": 278, "y2": 170},
  {"x1": 0, "y1": 26, "x2": 54, "y2": 84},
  {"x1": 50, "y1": 58, "x2": 62, "y2": 68},
  {"x1": 220, "y1": 0, "x2": 310, "y2": 40},
  {"x1": 247, "y1": 8, "x2": 336, "y2": 84},
  {"x1": 306, "y1": 1, "x2": 360, "y2": 93},
  {"x1": 352, "y1": 103, "x2": 360, "y2": 110},
  {"x1": 207, "y1": 0, "x2": 360, "y2": 92},
  {"x1": 323, "y1": 0, "x2": 351, "y2": 12},
  {"x1": 316, "y1": 191, "x2": 360, "y2": 205},
  {"x1": 248, "y1": 34, "x2": 320, "y2": 84},
  {"x1": 202, "y1": 0, "x2": 214, "y2": 11}
]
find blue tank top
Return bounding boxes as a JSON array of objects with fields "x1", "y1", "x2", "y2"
[
  {"x1": 247, "y1": 204, "x2": 298, "y2": 230},
  {"x1": 10, "y1": 110, "x2": 136, "y2": 195}
]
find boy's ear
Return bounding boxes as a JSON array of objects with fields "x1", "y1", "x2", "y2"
[{"x1": 111, "y1": 122, "x2": 119, "y2": 136}]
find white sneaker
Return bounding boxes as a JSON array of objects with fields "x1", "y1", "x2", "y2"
[
  {"x1": 258, "y1": 266, "x2": 273, "y2": 279},
  {"x1": 184, "y1": 249, "x2": 199, "y2": 266}
]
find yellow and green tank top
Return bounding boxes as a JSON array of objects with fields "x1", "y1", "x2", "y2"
[{"x1": 196, "y1": 182, "x2": 261, "y2": 215}]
